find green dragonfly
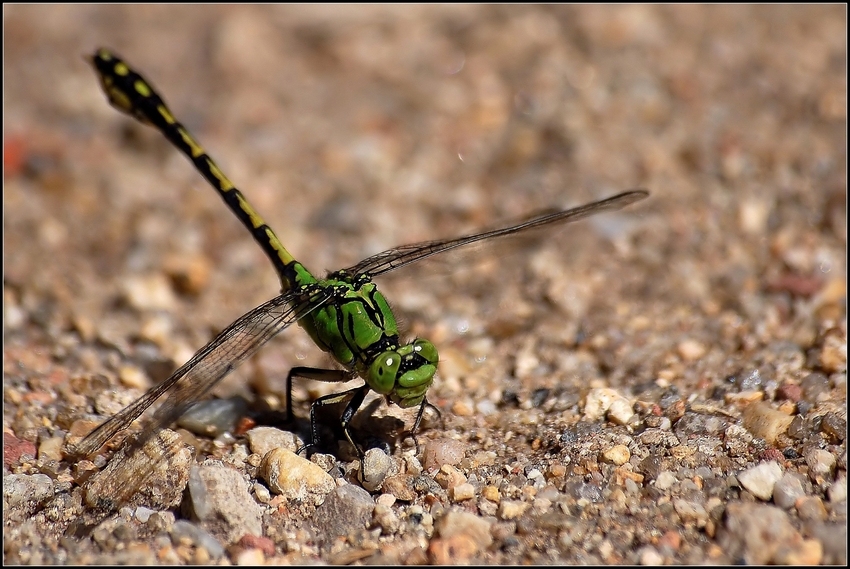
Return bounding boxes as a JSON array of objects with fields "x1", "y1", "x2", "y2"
[{"x1": 71, "y1": 49, "x2": 648, "y2": 487}]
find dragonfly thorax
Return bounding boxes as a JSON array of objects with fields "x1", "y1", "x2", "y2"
[{"x1": 298, "y1": 272, "x2": 438, "y2": 408}]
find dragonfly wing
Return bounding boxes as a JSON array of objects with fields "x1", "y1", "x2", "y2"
[
  {"x1": 344, "y1": 190, "x2": 649, "y2": 278},
  {"x1": 69, "y1": 288, "x2": 332, "y2": 457}
]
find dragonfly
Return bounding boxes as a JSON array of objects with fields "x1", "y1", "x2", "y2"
[{"x1": 70, "y1": 49, "x2": 648, "y2": 507}]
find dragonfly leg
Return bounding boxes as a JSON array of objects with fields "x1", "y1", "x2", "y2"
[
  {"x1": 336, "y1": 384, "x2": 370, "y2": 458},
  {"x1": 288, "y1": 367, "x2": 366, "y2": 456},
  {"x1": 285, "y1": 366, "x2": 354, "y2": 421},
  {"x1": 400, "y1": 397, "x2": 441, "y2": 455},
  {"x1": 295, "y1": 384, "x2": 369, "y2": 458}
]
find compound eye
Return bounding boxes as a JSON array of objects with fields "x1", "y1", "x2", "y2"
[
  {"x1": 368, "y1": 352, "x2": 401, "y2": 395},
  {"x1": 412, "y1": 339, "x2": 439, "y2": 365}
]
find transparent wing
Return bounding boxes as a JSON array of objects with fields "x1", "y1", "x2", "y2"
[
  {"x1": 70, "y1": 287, "x2": 331, "y2": 457},
  {"x1": 343, "y1": 190, "x2": 649, "y2": 279}
]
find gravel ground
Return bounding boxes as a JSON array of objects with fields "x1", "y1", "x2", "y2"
[{"x1": 4, "y1": 5, "x2": 846, "y2": 565}]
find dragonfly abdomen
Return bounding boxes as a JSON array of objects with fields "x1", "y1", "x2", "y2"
[{"x1": 89, "y1": 49, "x2": 312, "y2": 293}]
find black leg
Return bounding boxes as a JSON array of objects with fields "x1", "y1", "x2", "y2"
[
  {"x1": 297, "y1": 384, "x2": 368, "y2": 458},
  {"x1": 335, "y1": 384, "x2": 370, "y2": 458},
  {"x1": 401, "y1": 398, "x2": 441, "y2": 454},
  {"x1": 285, "y1": 366, "x2": 353, "y2": 420}
]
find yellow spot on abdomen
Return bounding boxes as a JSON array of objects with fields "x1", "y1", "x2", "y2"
[
  {"x1": 207, "y1": 160, "x2": 235, "y2": 191},
  {"x1": 236, "y1": 194, "x2": 265, "y2": 229},
  {"x1": 179, "y1": 128, "x2": 205, "y2": 159},
  {"x1": 157, "y1": 105, "x2": 176, "y2": 125},
  {"x1": 265, "y1": 228, "x2": 295, "y2": 265},
  {"x1": 134, "y1": 80, "x2": 151, "y2": 97}
]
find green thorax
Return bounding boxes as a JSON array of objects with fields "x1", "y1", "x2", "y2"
[
  {"x1": 298, "y1": 271, "x2": 399, "y2": 374},
  {"x1": 297, "y1": 269, "x2": 437, "y2": 409}
]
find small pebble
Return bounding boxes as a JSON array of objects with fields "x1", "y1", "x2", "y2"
[
  {"x1": 818, "y1": 331, "x2": 846, "y2": 373},
  {"x1": 450, "y1": 483, "x2": 476, "y2": 502},
  {"x1": 734, "y1": 368, "x2": 765, "y2": 391},
  {"x1": 434, "y1": 464, "x2": 467, "y2": 490},
  {"x1": 549, "y1": 464, "x2": 566, "y2": 478},
  {"x1": 404, "y1": 454, "x2": 424, "y2": 476},
  {"x1": 658, "y1": 529, "x2": 682, "y2": 551},
  {"x1": 3, "y1": 473, "x2": 53, "y2": 507},
  {"x1": 376, "y1": 493, "x2": 396, "y2": 507},
  {"x1": 482, "y1": 485, "x2": 501, "y2": 503},
  {"x1": 526, "y1": 468, "x2": 543, "y2": 482},
  {"x1": 607, "y1": 399, "x2": 636, "y2": 425},
  {"x1": 429, "y1": 533, "x2": 479, "y2": 564},
  {"x1": 314, "y1": 484, "x2": 375, "y2": 538},
  {"x1": 237, "y1": 534, "x2": 276, "y2": 557},
  {"x1": 800, "y1": 372, "x2": 830, "y2": 401},
  {"x1": 373, "y1": 503, "x2": 401, "y2": 535},
  {"x1": 639, "y1": 545, "x2": 664, "y2": 565},
  {"x1": 3, "y1": 434, "x2": 37, "y2": 466},
  {"x1": 260, "y1": 448, "x2": 335, "y2": 504},
  {"x1": 138, "y1": 313, "x2": 175, "y2": 349},
  {"x1": 584, "y1": 388, "x2": 630, "y2": 422},
  {"x1": 475, "y1": 399, "x2": 497, "y2": 416},
  {"x1": 738, "y1": 461, "x2": 783, "y2": 501},
  {"x1": 245, "y1": 427, "x2": 300, "y2": 456},
  {"x1": 451, "y1": 398, "x2": 475, "y2": 417},
  {"x1": 805, "y1": 448, "x2": 836, "y2": 486},
  {"x1": 382, "y1": 474, "x2": 417, "y2": 501},
  {"x1": 360, "y1": 448, "x2": 395, "y2": 492},
  {"x1": 820, "y1": 413, "x2": 846, "y2": 443},
  {"x1": 253, "y1": 482, "x2": 271, "y2": 503},
  {"x1": 742, "y1": 402, "x2": 794, "y2": 444},
  {"x1": 177, "y1": 397, "x2": 249, "y2": 438},
  {"x1": 233, "y1": 548, "x2": 266, "y2": 566},
  {"x1": 722, "y1": 502, "x2": 799, "y2": 564},
  {"x1": 795, "y1": 496, "x2": 828, "y2": 521},
  {"x1": 422, "y1": 438, "x2": 465, "y2": 472},
  {"x1": 187, "y1": 463, "x2": 263, "y2": 544},
  {"x1": 773, "y1": 472, "x2": 805, "y2": 509},
  {"x1": 673, "y1": 499, "x2": 708, "y2": 527},
  {"x1": 163, "y1": 253, "x2": 211, "y2": 296},
  {"x1": 827, "y1": 475, "x2": 846, "y2": 503},
  {"x1": 677, "y1": 339, "x2": 706, "y2": 361},
  {"x1": 498, "y1": 499, "x2": 530, "y2": 520},
  {"x1": 776, "y1": 382, "x2": 802, "y2": 402},
  {"x1": 601, "y1": 444, "x2": 630, "y2": 465},
  {"x1": 122, "y1": 273, "x2": 177, "y2": 311},
  {"x1": 430, "y1": 509, "x2": 492, "y2": 563},
  {"x1": 37, "y1": 436, "x2": 64, "y2": 462},
  {"x1": 170, "y1": 520, "x2": 225, "y2": 559},
  {"x1": 654, "y1": 471, "x2": 677, "y2": 490},
  {"x1": 776, "y1": 539, "x2": 823, "y2": 565},
  {"x1": 808, "y1": 521, "x2": 846, "y2": 564},
  {"x1": 118, "y1": 365, "x2": 150, "y2": 389},
  {"x1": 135, "y1": 506, "x2": 154, "y2": 523}
]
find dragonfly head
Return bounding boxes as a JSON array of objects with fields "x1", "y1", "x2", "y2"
[{"x1": 367, "y1": 339, "x2": 438, "y2": 408}]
